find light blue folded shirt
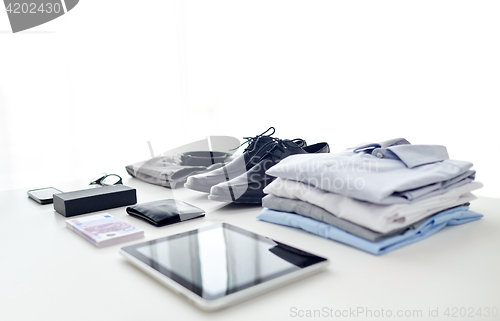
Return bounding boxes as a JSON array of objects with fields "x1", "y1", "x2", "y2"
[
  {"x1": 257, "y1": 206, "x2": 482, "y2": 255},
  {"x1": 266, "y1": 140, "x2": 475, "y2": 204}
]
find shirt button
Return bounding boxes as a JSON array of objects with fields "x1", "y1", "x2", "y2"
[
  {"x1": 376, "y1": 152, "x2": 383, "y2": 158},
  {"x1": 325, "y1": 161, "x2": 334, "y2": 166}
]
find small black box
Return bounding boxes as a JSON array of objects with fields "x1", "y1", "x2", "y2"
[{"x1": 53, "y1": 185, "x2": 137, "y2": 217}]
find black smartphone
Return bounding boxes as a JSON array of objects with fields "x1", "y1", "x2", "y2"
[{"x1": 27, "y1": 187, "x2": 63, "y2": 204}]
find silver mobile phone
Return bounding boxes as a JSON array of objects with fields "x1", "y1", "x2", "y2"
[{"x1": 27, "y1": 187, "x2": 63, "y2": 204}]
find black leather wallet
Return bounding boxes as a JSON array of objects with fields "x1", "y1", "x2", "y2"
[{"x1": 126, "y1": 199, "x2": 205, "y2": 227}]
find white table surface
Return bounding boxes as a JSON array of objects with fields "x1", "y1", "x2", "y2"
[{"x1": 1, "y1": 176, "x2": 499, "y2": 321}]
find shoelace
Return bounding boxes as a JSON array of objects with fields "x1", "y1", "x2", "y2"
[
  {"x1": 230, "y1": 127, "x2": 276, "y2": 153},
  {"x1": 257, "y1": 138, "x2": 306, "y2": 164}
]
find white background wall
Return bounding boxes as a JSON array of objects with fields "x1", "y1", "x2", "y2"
[{"x1": 1, "y1": 0, "x2": 499, "y2": 197}]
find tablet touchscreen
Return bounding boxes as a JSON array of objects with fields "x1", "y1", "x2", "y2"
[{"x1": 121, "y1": 223, "x2": 327, "y2": 300}]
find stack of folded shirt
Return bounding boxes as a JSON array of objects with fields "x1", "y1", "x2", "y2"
[{"x1": 257, "y1": 138, "x2": 483, "y2": 255}]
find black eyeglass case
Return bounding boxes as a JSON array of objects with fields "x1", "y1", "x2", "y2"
[
  {"x1": 126, "y1": 199, "x2": 205, "y2": 227},
  {"x1": 54, "y1": 185, "x2": 137, "y2": 217}
]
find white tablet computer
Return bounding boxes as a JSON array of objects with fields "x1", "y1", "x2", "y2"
[{"x1": 120, "y1": 223, "x2": 328, "y2": 311}]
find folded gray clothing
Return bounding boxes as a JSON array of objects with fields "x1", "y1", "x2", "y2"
[
  {"x1": 261, "y1": 194, "x2": 424, "y2": 242},
  {"x1": 126, "y1": 155, "x2": 231, "y2": 189}
]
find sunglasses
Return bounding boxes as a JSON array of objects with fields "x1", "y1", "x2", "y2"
[{"x1": 90, "y1": 173, "x2": 123, "y2": 186}]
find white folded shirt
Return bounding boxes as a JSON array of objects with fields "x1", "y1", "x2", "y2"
[{"x1": 263, "y1": 178, "x2": 482, "y2": 233}]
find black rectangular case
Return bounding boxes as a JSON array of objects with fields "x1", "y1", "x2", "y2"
[{"x1": 53, "y1": 185, "x2": 137, "y2": 217}]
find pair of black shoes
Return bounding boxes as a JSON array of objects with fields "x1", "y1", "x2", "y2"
[{"x1": 184, "y1": 127, "x2": 330, "y2": 203}]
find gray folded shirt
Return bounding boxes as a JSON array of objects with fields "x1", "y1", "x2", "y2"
[
  {"x1": 126, "y1": 156, "x2": 230, "y2": 189},
  {"x1": 125, "y1": 136, "x2": 239, "y2": 189},
  {"x1": 261, "y1": 194, "x2": 423, "y2": 242}
]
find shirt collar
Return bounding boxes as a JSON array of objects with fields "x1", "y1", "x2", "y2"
[
  {"x1": 372, "y1": 145, "x2": 449, "y2": 168},
  {"x1": 352, "y1": 138, "x2": 411, "y2": 153},
  {"x1": 352, "y1": 139, "x2": 449, "y2": 168}
]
